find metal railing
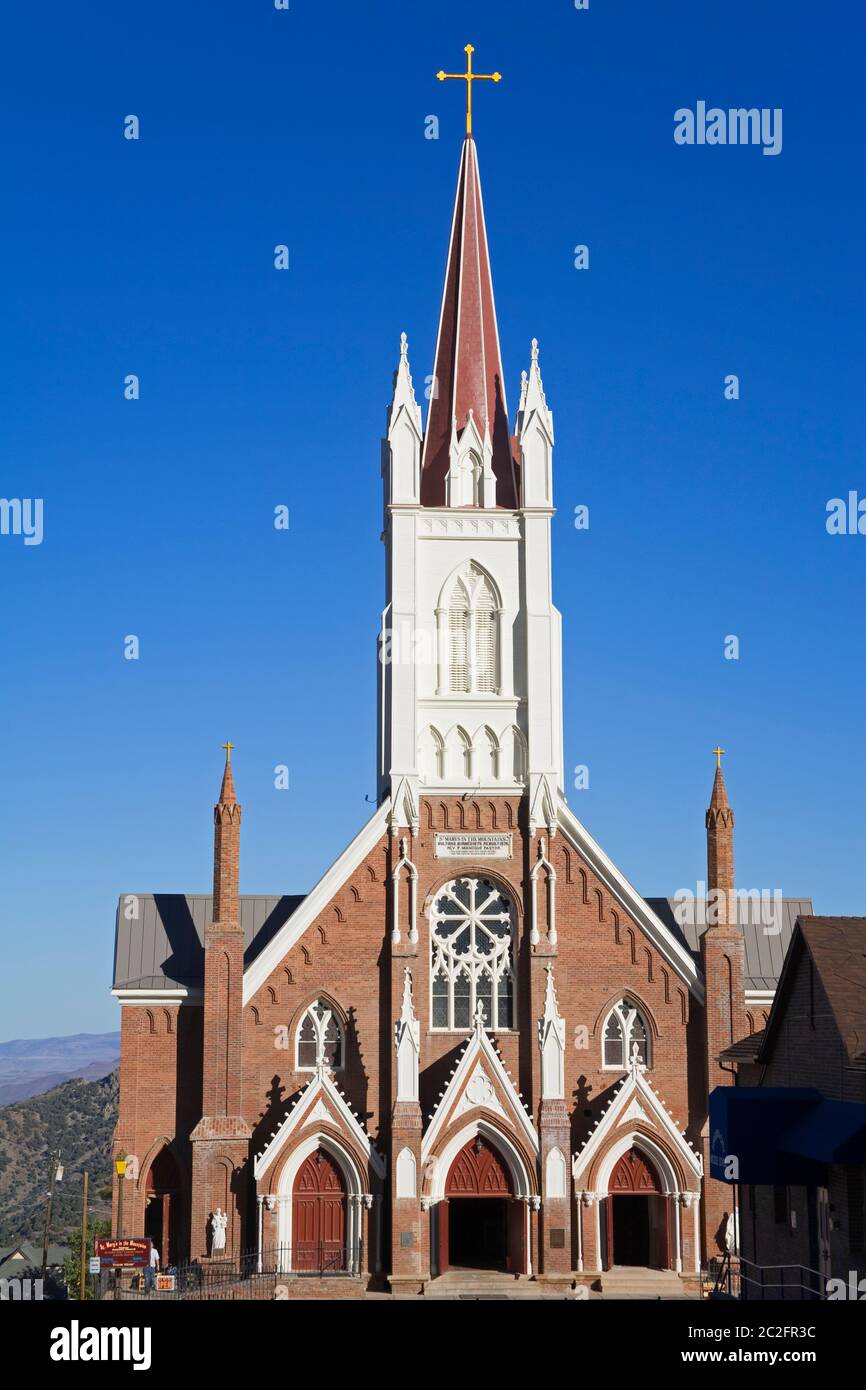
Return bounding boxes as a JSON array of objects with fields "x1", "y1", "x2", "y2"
[
  {"x1": 106, "y1": 1244, "x2": 363, "y2": 1300},
  {"x1": 703, "y1": 1256, "x2": 825, "y2": 1301}
]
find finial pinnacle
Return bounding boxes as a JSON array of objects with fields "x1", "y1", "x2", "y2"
[
  {"x1": 222, "y1": 740, "x2": 235, "y2": 763},
  {"x1": 712, "y1": 745, "x2": 726, "y2": 770}
]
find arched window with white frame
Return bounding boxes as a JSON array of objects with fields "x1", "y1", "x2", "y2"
[
  {"x1": 430, "y1": 876, "x2": 515, "y2": 1031},
  {"x1": 601, "y1": 999, "x2": 650, "y2": 1070},
  {"x1": 296, "y1": 999, "x2": 344, "y2": 1071}
]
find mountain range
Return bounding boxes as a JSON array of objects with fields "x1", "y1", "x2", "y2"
[{"x1": 0, "y1": 1032, "x2": 120, "y2": 1106}]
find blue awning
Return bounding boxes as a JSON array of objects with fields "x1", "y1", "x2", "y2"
[
  {"x1": 708, "y1": 1088, "x2": 824, "y2": 1184},
  {"x1": 779, "y1": 1099, "x2": 866, "y2": 1164}
]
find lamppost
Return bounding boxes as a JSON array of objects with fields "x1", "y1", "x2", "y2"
[{"x1": 115, "y1": 1154, "x2": 128, "y2": 1237}]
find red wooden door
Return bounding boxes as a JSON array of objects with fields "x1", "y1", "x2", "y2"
[
  {"x1": 648, "y1": 1193, "x2": 670, "y2": 1270},
  {"x1": 293, "y1": 1149, "x2": 346, "y2": 1272}
]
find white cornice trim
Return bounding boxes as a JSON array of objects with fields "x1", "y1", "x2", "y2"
[
  {"x1": 111, "y1": 988, "x2": 196, "y2": 1007},
  {"x1": 242, "y1": 799, "x2": 391, "y2": 1003},
  {"x1": 556, "y1": 795, "x2": 704, "y2": 1002}
]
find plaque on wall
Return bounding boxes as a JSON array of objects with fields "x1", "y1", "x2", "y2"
[{"x1": 434, "y1": 832, "x2": 513, "y2": 860}]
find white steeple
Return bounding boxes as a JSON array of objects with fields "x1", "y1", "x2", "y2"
[{"x1": 378, "y1": 138, "x2": 564, "y2": 834}]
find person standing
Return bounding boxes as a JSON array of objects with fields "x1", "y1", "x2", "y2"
[{"x1": 145, "y1": 1241, "x2": 160, "y2": 1293}]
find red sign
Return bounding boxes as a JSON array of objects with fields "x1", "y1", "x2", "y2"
[{"x1": 94, "y1": 1237, "x2": 152, "y2": 1268}]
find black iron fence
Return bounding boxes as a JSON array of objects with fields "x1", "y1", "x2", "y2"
[
  {"x1": 703, "y1": 1256, "x2": 825, "y2": 1301},
  {"x1": 105, "y1": 1244, "x2": 363, "y2": 1300}
]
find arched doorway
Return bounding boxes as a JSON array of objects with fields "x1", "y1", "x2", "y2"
[
  {"x1": 605, "y1": 1147, "x2": 669, "y2": 1269},
  {"x1": 143, "y1": 1147, "x2": 185, "y2": 1268},
  {"x1": 292, "y1": 1147, "x2": 347, "y2": 1273},
  {"x1": 442, "y1": 1136, "x2": 520, "y2": 1273}
]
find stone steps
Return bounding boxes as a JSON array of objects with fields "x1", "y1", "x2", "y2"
[
  {"x1": 599, "y1": 1267, "x2": 695, "y2": 1299},
  {"x1": 422, "y1": 1271, "x2": 572, "y2": 1300}
]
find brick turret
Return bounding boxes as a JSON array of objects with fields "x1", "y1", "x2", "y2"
[
  {"x1": 700, "y1": 749, "x2": 747, "y2": 1255},
  {"x1": 190, "y1": 743, "x2": 252, "y2": 1260}
]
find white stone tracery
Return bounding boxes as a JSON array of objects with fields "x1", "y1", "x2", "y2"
[
  {"x1": 602, "y1": 998, "x2": 650, "y2": 1070},
  {"x1": 296, "y1": 999, "x2": 344, "y2": 1072},
  {"x1": 430, "y1": 876, "x2": 515, "y2": 1031}
]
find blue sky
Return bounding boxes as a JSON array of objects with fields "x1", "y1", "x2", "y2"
[{"x1": 1, "y1": 1, "x2": 864, "y2": 1038}]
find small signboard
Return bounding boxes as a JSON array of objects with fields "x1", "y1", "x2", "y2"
[
  {"x1": 94, "y1": 1237, "x2": 152, "y2": 1268},
  {"x1": 155, "y1": 1274, "x2": 176, "y2": 1292},
  {"x1": 88, "y1": 1257, "x2": 101, "y2": 1275},
  {"x1": 434, "y1": 832, "x2": 512, "y2": 859}
]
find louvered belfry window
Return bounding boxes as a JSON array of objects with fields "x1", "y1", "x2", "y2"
[
  {"x1": 474, "y1": 584, "x2": 496, "y2": 692},
  {"x1": 446, "y1": 564, "x2": 498, "y2": 694},
  {"x1": 449, "y1": 588, "x2": 470, "y2": 693}
]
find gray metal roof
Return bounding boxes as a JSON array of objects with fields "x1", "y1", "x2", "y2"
[
  {"x1": 113, "y1": 892, "x2": 813, "y2": 995},
  {"x1": 112, "y1": 894, "x2": 304, "y2": 992},
  {"x1": 643, "y1": 897, "x2": 814, "y2": 993}
]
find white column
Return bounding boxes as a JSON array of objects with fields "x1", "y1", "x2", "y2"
[
  {"x1": 673, "y1": 1194, "x2": 682, "y2": 1273},
  {"x1": 256, "y1": 1196, "x2": 264, "y2": 1273},
  {"x1": 595, "y1": 1197, "x2": 602, "y2": 1272},
  {"x1": 576, "y1": 1198, "x2": 584, "y2": 1273},
  {"x1": 693, "y1": 1198, "x2": 701, "y2": 1274}
]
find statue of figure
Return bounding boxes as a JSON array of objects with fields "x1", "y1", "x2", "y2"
[
  {"x1": 724, "y1": 1209, "x2": 739, "y2": 1254},
  {"x1": 211, "y1": 1208, "x2": 228, "y2": 1252}
]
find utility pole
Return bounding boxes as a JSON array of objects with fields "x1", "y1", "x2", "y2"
[
  {"x1": 40, "y1": 1152, "x2": 61, "y2": 1284},
  {"x1": 79, "y1": 1170, "x2": 89, "y2": 1301}
]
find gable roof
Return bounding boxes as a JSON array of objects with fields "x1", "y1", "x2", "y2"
[
  {"x1": 760, "y1": 916, "x2": 866, "y2": 1067},
  {"x1": 645, "y1": 897, "x2": 813, "y2": 993},
  {"x1": 112, "y1": 894, "x2": 304, "y2": 993},
  {"x1": 0, "y1": 1241, "x2": 67, "y2": 1270}
]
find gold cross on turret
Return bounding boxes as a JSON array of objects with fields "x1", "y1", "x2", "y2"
[
  {"x1": 712, "y1": 746, "x2": 726, "y2": 770},
  {"x1": 222, "y1": 740, "x2": 235, "y2": 762},
  {"x1": 437, "y1": 44, "x2": 502, "y2": 136}
]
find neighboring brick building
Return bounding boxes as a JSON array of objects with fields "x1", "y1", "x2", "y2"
[
  {"x1": 111, "y1": 128, "x2": 814, "y2": 1293},
  {"x1": 716, "y1": 918, "x2": 866, "y2": 1296}
]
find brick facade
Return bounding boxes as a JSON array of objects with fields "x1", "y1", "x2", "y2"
[{"x1": 112, "y1": 776, "x2": 756, "y2": 1288}]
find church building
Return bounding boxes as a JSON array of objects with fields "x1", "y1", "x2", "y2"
[{"x1": 111, "y1": 105, "x2": 808, "y2": 1293}]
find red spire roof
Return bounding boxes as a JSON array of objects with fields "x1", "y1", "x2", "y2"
[
  {"x1": 421, "y1": 136, "x2": 518, "y2": 508},
  {"x1": 218, "y1": 741, "x2": 237, "y2": 806}
]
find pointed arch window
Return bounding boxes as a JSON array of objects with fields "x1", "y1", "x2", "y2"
[
  {"x1": 296, "y1": 1000, "x2": 344, "y2": 1071},
  {"x1": 602, "y1": 999, "x2": 650, "y2": 1070},
  {"x1": 444, "y1": 564, "x2": 500, "y2": 695},
  {"x1": 430, "y1": 877, "x2": 515, "y2": 1031}
]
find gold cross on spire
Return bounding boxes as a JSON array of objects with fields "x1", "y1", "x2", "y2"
[
  {"x1": 222, "y1": 740, "x2": 235, "y2": 762},
  {"x1": 437, "y1": 44, "x2": 501, "y2": 136},
  {"x1": 712, "y1": 746, "x2": 726, "y2": 770}
]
